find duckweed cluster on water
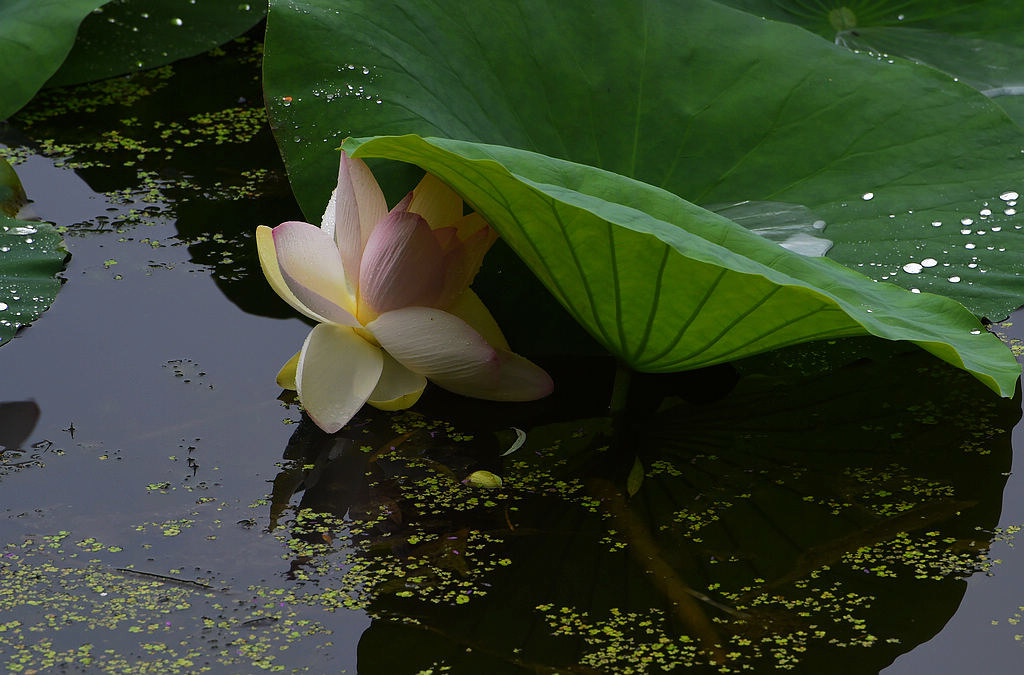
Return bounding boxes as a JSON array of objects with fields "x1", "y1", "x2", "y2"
[
  {"x1": 3, "y1": 22, "x2": 1024, "y2": 672},
  {"x1": 2, "y1": 277, "x2": 1021, "y2": 672},
  {"x1": 842, "y1": 530, "x2": 996, "y2": 581},
  {"x1": 15, "y1": 67, "x2": 175, "y2": 130},
  {"x1": 157, "y1": 107, "x2": 268, "y2": 147},
  {"x1": 840, "y1": 465, "x2": 956, "y2": 517},
  {"x1": 2, "y1": 377, "x2": 1022, "y2": 673},
  {"x1": 254, "y1": 377, "x2": 1019, "y2": 669},
  {"x1": 0, "y1": 146, "x2": 31, "y2": 167},
  {"x1": 24, "y1": 103, "x2": 270, "y2": 171},
  {"x1": 1, "y1": 526, "x2": 339, "y2": 674},
  {"x1": 997, "y1": 601, "x2": 1024, "y2": 644},
  {"x1": 534, "y1": 596, "x2": 887, "y2": 673},
  {"x1": 2, "y1": 35, "x2": 279, "y2": 251},
  {"x1": 993, "y1": 320, "x2": 1024, "y2": 360},
  {"x1": 18, "y1": 101, "x2": 269, "y2": 171},
  {"x1": 536, "y1": 605, "x2": 705, "y2": 674}
]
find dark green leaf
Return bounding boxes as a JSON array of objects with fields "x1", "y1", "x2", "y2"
[
  {"x1": 0, "y1": 157, "x2": 26, "y2": 217},
  {"x1": 48, "y1": 0, "x2": 267, "y2": 87},
  {"x1": 0, "y1": 214, "x2": 66, "y2": 346},
  {"x1": 716, "y1": 1, "x2": 1024, "y2": 124},
  {"x1": 0, "y1": 0, "x2": 107, "y2": 120},
  {"x1": 263, "y1": 0, "x2": 1024, "y2": 322}
]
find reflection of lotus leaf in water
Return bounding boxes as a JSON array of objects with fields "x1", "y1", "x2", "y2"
[
  {"x1": 0, "y1": 400, "x2": 43, "y2": 480},
  {"x1": 0, "y1": 400, "x2": 39, "y2": 449},
  {"x1": 6, "y1": 39, "x2": 295, "y2": 321},
  {"x1": 267, "y1": 348, "x2": 1018, "y2": 673}
]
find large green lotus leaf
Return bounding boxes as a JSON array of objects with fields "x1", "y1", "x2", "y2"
[
  {"x1": 262, "y1": 0, "x2": 1024, "y2": 322},
  {"x1": 0, "y1": 214, "x2": 66, "y2": 346},
  {"x1": 716, "y1": 1, "x2": 1024, "y2": 124},
  {"x1": 47, "y1": 0, "x2": 266, "y2": 87},
  {"x1": 344, "y1": 134, "x2": 1021, "y2": 396},
  {"x1": 714, "y1": 1, "x2": 987, "y2": 38},
  {"x1": 0, "y1": 0, "x2": 108, "y2": 120}
]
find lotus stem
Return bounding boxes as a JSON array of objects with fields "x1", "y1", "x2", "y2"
[{"x1": 609, "y1": 361, "x2": 632, "y2": 418}]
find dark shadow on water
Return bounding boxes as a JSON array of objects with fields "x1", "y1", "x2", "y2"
[
  {"x1": 0, "y1": 400, "x2": 40, "y2": 450},
  {"x1": 0, "y1": 400, "x2": 45, "y2": 480},
  {"x1": 269, "y1": 349, "x2": 1019, "y2": 674}
]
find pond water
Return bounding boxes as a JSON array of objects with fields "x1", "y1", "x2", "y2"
[{"x1": 3, "y1": 37, "x2": 1024, "y2": 674}]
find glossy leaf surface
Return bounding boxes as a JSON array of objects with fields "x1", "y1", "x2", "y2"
[
  {"x1": 263, "y1": 0, "x2": 1024, "y2": 321},
  {"x1": 345, "y1": 134, "x2": 1021, "y2": 396},
  {"x1": 717, "y1": 1, "x2": 1024, "y2": 123},
  {"x1": 0, "y1": 0, "x2": 106, "y2": 120},
  {"x1": 48, "y1": 0, "x2": 266, "y2": 87},
  {"x1": 0, "y1": 215, "x2": 66, "y2": 346}
]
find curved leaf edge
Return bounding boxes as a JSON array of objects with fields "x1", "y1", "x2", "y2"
[
  {"x1": 0, "y1": 0, "x2": 111, "y2": 121},
  {"x1": 0, "y1": 214, "x2": 68, "y2": 346},
  {"x1": 343, "y1": 134, "x2": 1021, "y2": 397}
]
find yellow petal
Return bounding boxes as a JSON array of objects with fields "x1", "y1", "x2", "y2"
[
  {"x1": 367, "y1": 395, "x2": 424, "y2": 412},
  {"x1": 448, "y1": 211, "x2": 494, "y2": 245},
  {"x1": 256, "y1": 225, "x2": 330, "y2": 323},
  {"x1": 367, "y1": 353, "x2": 427, "y2": 411},
  {"x1": 436, "y1": 216, "x2": 498, "y2": 306},
  {"x1": 275, "y1": 350, "x2": 300, "y2": 390},
  {"x1": 447, "y1": 289, "x2": 510, "y2": 350},
  {"x1": 270, "y1": 221, "x2": 359, "y2": 324},
  {"x1": 409, "y1": 172, "x2": 463, "y2": 229}
]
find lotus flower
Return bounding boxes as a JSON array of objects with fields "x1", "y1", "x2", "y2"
[{"x1": 256, "y1": 151, "x2": 553, "y2": 433}]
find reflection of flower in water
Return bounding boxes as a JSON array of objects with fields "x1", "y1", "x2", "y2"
[
  {"x1": 257, "y1": 151, "x2": 552, "y2": 433},
  {"x1": 260, "y1": 352, "x2": 1018, "y2": 672},
  {"x1": 267, "y1": 413, "x2": 514, "y2": 609}
]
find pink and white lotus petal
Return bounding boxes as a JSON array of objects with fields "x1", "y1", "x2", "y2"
[
  {"x1": 367, "y1": 306, "x2": 498, "y2": 388},
  {"x1": 473, "y1": 349, "x2": 554, "y2": 401},
  {"x1": 257, "y1": 225, "x2": 332, "y2": 324},
  {"x1": 296, "y1": 323, "x2": 384, "y2": 433},
  {"x1": 367, "y1": 307, "x2": 552, "y2": 401},
  {"x1": 445, "y1": 211, "x2": 493, "y2": 245},
  {"x1": 367, "y1": 352, "x2": 427, "y2": 411},
  {"x1": 326, "y1": 153, "x2": 388, "y2": 290},
  {"x1": 272, "y1": 221, "x2": 360, "y2": 326},
  {"x1": 409, "y1": 172, "x2": 463, "y2": 230},
  {"x1": 357, "y1": 201, "x2": 446, "y2": 318}
]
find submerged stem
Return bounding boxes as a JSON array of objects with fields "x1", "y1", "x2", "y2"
[
  {"x1": 609, "y1": 361, "x2": 632, "y2": 418},
  {"x1": 587, "y1": 478, "x2": 733, "y2": 664}
]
